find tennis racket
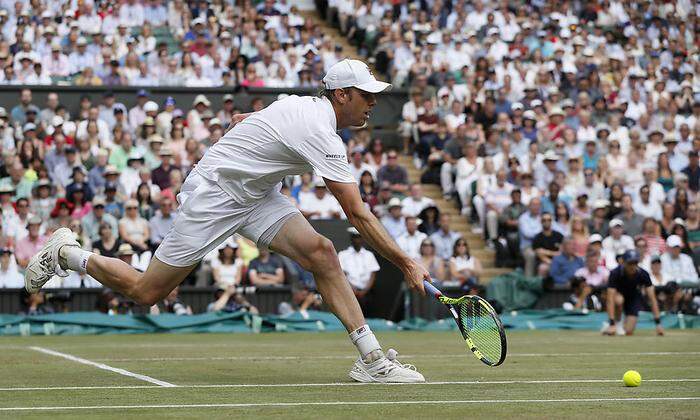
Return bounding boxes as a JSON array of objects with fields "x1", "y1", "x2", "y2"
[{"x1": 423, "y1": 280, "x2": 507, "y2": 366}]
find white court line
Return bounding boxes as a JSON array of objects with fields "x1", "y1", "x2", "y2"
[
  {"x1": 92, "y1": 351, "x2": 700, "y2": 362},
  {"x1": 29, "y1": 347, "x2": 176, "y2": 388},
  {"x1": 1, "y1": 378, "x2": 698, "y2": 392},
  {"x1": 1, "y1": 397, "x2": 699, "y2": 411}
]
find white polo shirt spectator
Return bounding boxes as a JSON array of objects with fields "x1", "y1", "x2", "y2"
[
  {"x1": 602, "y1": 219, "x2": 635, "y2": 267},
  {"x1": 396, "y1": 217, "x2": 427, "y2": 260},
  {"x1": 380, "y1": 198, "x2": 407, "y2": 240},
  {"x1": 338, "y1": 230, "x2": 380, "y2": 290},
  {"x1": 298, "y1": 181, "x2": 344, "y2": 220},
  {"x1": 401, "y1": 185, "x2": 435, "y2": 217},
  {"x1": 660, "y1": 235, "x2": 699, "y2": 284}
]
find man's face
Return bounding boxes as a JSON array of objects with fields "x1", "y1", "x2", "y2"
[
  {"x1": 340, "y1": 88, "x2": 377, "y2": 127},
  {"x1": 161, "y1": 200, "x2": 173, "y2": 216},
  {"x1": 406, "y1": 218, "x2": 417, "y2": 233},
  {"x1": 623, "y1": 260, "x2": 638, "y2": 276},
  {"x1": 671, "y1": 245, "x2": 681, "y2": 257},
  {"x1": 386, "y1": 152, "x2": 398, "y2": 168},
  {"x1": 351, "y1": 235, "x2": 363, "y2": 248},
  {"x1": 314, "y1": 187, "x2": 326, "y2": 198},
  {"x1": 541, "y1": 214, "x2": 552, "y2": 230},
  {"x1": 28, "y1": 224, "x2": 40, "y2": 238}
]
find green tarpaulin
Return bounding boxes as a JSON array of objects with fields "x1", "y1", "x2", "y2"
[
  {"x1": 0, "y1": 310, "x2": 698, "y2": 336},
  {"x1": 486, "y1": 270, "x2": 544, "y2": 311}
]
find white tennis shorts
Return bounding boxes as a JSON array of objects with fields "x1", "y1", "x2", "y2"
[{"x1": 155, "y1": 171, "x2": 300, "y2": 267}]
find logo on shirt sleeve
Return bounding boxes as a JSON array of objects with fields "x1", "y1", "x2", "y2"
[{"x1": 325, "y1": 154, "x2": 346, "y2": 160}]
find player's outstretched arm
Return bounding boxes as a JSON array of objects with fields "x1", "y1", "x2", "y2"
[{"x1": 325, "y1": 179, "x2": 430, "y2": 294}]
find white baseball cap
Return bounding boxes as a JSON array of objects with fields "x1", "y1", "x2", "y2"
[
  {"x1": 666, "y1": 235, "x2": 682, "y2": 248},
  {"x1": 322, "y1": 59, "x2": 391, "y2": 93}
]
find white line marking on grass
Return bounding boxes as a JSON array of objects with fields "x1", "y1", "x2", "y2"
[
  {"x1": 92, "y1": 351, "x2": 700, "y2": 362},
  {"x1": 1, "y1": 397, "x2": 700, "y2": 411},
  {"x1": 1, "y1": 378, "x2": 698, "y2": 392},
  {"x1": 28, "y1": 347, "x2": 176, "y2": 388}
]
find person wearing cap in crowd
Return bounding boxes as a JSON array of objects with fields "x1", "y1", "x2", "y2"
[
  {"x1": 28, "y1": 59, "x2": 427, "y2": 382},
  {"x1": 604, "y1": 249, "x2": 664, "y2": 336},
  {"x1": 207, "y1": 117, "x2": 224, "y2": 146},
  {"x1": 127, "y1": 89, "x2": 150, "y2": 130},
  {"x1": 0, "y1": 247, "x2": 23, "y2": 288},
  {"x1": 396, "y1": 216, "x2": 428, "y2": 260},
  {"x1": 660, "y1": 234, "x2": 699, "y2": 290},
  {"x1": 68, "y1": 37, "x2": 96, "y2": 75},
  {"x1": 602, "y1": 219, "x2": 635, "y2": 268},
  {"x1": 87, "y1": 149, "x2": 109, "y2": 194},
  {"x1": 15, "y1": 215, "x2": 46, "y2": 270},
  {"x1": 187, "y1": 94, "x2": 211, "y2": 140},
  {"x1": 155, "y1": 96, "x2": 177, "y2": 139},
  {"x1": 380, "y1": 197, "x2": 407, "y2": 240},
  {"x1": 338, "y1": 227, "x2": 380, "y2": 313},
  {"x1": 298, "y1": 180, "x2": 343, "y2": 220}
]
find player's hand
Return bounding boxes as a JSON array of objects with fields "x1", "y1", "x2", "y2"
[
  {"x1": 603, "y1": 325, "x2": 616, "y2": 336},
  {"x1": 401, "y1": 259, "x2": 431, "y2": 295},
  {"x1": 656, "y1": 325, "x2": 664, "y2": 336},
  {"x1": 230, "y1": 112, "x2": 252, "y2": 128}
]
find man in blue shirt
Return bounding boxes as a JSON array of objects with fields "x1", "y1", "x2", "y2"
[
  {"x1": 519, "y1": 198, "x2": 542, "y2": 277},
  {"x1": 549, "y1": 238, "x2": 584, "y2": 286}
]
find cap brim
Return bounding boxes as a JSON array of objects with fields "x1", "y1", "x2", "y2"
[{"x1": 354, "y1": 80, "x2": 392, "y2": 93}]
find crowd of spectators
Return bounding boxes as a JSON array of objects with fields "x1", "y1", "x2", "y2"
[
  {"x1": 361, "y1": 0, "x2": 700, "y2": 313},
  {"x1": 0, "y1": 0, "x2": 346, "y2": 88}
]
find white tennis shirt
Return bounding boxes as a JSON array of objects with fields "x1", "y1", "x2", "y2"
[{"x1": 195, "y1": 95, "x2": 356, "y2": 204}]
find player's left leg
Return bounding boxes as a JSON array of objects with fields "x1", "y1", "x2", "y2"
[{"x1": 264, "y1": 212, "x2": 424, "y2": 383}]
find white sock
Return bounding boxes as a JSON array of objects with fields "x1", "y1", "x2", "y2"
[
  {"x1": 60, "y1": 246, "x2": 93, "y2": 274},
  {"x1": 349, "y1": 324, "x2": 382, "y2": 362}
]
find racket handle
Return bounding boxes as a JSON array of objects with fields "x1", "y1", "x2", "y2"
[{"x1": 423, "y1": 280, "x2": 443, "y2": 298}]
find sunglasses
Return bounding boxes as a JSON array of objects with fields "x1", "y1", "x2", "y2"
[{"x1": 126, "y1": 206, "x2": 138, "y2": 210}]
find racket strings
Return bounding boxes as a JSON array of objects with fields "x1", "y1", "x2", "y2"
[{"x1": 458, "y1": 299, "x2": 503, "y2": 363}]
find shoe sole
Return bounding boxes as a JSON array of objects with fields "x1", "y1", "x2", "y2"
[{"x1": 24, "y1": 228, "x2": 75, "y2": 293}]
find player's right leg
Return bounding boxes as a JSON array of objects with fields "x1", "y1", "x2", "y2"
[{"x1": 269, "y1": 214, "x2": 424, "y2": 383}]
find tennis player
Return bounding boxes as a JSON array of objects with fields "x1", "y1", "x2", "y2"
[{"x1": 26, "y1": 59, "x2": 428, "y2": 383}]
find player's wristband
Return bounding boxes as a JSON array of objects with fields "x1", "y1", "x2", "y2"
[
  {"x1": 608, "y1": 318, "x2": 616, "y2": 326},
  {"x1": 654, "y1": 318, "x2": 661, "y2": 325}
]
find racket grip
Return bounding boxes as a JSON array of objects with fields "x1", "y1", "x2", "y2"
[{"x1": 423, "y1": 280, "x2": 442, "y2": 298}]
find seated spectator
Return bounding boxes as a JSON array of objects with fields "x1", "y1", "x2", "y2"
[
  {"x1": 118, "y1": 199, "x2": 151, "y2": 270},
  {"x1": 448, "y1": 239, "x2": 482, "y2": 287},
  {"x1": 649, "y1": 255, "x2": 683, "y2": 313},
  {"x1": 478, "y1": 169, "x2": 513, "y2": 243},
  {"x1": 248, "y1": 248, "x2": 285, "y2": 286},
  {"x1": 519, "y1": 198, "x2": 542, "y2": 277},
  {"x1": 430, "y1": 213, "x2": 462, "y2": 261},
  {"x1": 532, "y1": 212, "x2": 564, "y2": 278},
  {"x1": 358, "y1": 170, "x2": 378, "y2": 210},
  {"x1": 401, "y1": 184, "x2": 434, "y2": 217},
  {"x1": 376, "y1": 150, "x2": 408, "y2": 196},
  {"x1": 298, "y1": 180, "x2": 343, "y2": 220},
  {"x1": 634, "y1": 185, "x2": 662, "y2": 220},
  {"x1": 30, "y1": 180, "x2": 56, "y2": 223},
  {"x1": 570, "y1": 216, "x2": 590, "y2": 258},
  {"x1": 0, "y1": 247, "x2": 22, "y2": 288},
  {"x1": 416, "y1": 238, "x2": 445, "y2": 282},
  {"x1": 660, "y1": 235, "x2": 699, "y2": 286},
  {"x1": 92, "y1": 221, "x2": 122, "y2": 258},
  {"x1": 349, "y1": 147, "x2": 374, "y2": 182},
  {"x1": 602, "y1": 219, "x2": 635, "y2": 268},
  {"x1": 67, "y1": 183, "x2": 92, "y2": 220},
  {"x1": 207, "y1": 285, "x2": 259, "y2": 314},
  {"x1": 549, "y1": 238, "x2": 584, "y2": 287},
  {"x1": 417, "y1": 205, "x2": 440, "y2": 236},
  {"x1": 573, "y1": 248, "x2": 610, "y2": 309},
  {"x1": 617, "y1": 194, "x2": 644, "y2": 238},
  {"x1": 14, "y1": 216, "x2": 46, "y2": 269},
  {"x1": 397, "y1": 216, "x2": 427, "y2": 260},
  {"x1": 150, "y1": 286, "x2": 192, "y2": 316},
  {"x1": 338, "y1": 228, "x2": 379, "y2": 312},
  {"x1": 640, "y1": 218, "x2": 666, "y2": 257},
  {"x1": 380, "y1": 198, "x2": 406, "y2": 240},
  {"x1": 212, "y1": 241, "x2": 244, "y2": 288},
  {"x1": 149, "y1": 197, "x2": 175, "y2": 250}
]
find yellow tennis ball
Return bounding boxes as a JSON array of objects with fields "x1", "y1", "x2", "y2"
[{"x1": 623, "y1": 370, "x2": 642, "y2": 387}]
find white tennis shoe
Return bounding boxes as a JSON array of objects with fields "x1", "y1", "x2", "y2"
[
  {"x1": 349, "y1": 348, "x2": 425, "y2": 383},
  {"x1": 25, "y1": 228, "x2": 79, "y2": 293}
]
